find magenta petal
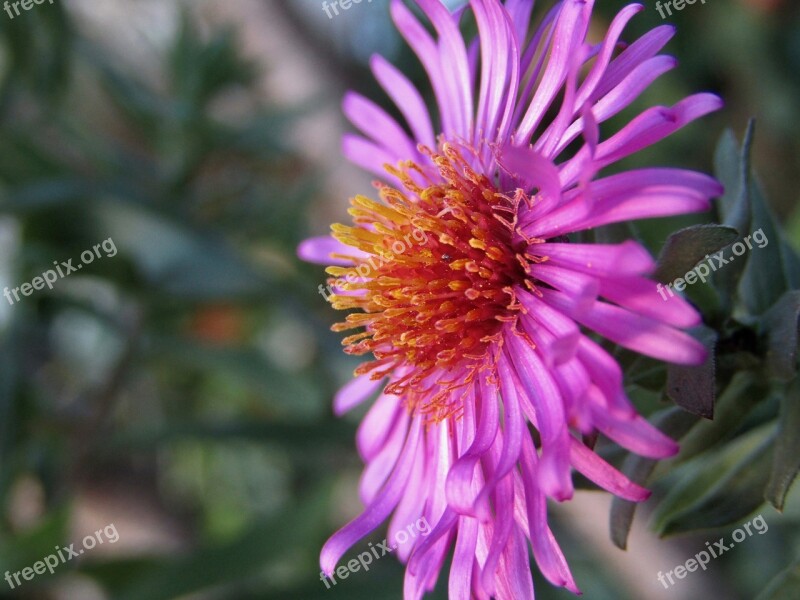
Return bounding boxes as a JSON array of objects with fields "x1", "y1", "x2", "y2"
[
  {"x1": 320, "y1": 416, "x2": 422, "y2": 575},
  {"x1": 493, "y1": 527, "x2": 536, "y2": 600},
  {"x1": 356, "y1": 392, "x2": 403, "y2": 461},
  {"x1": 448, "y1": 514, "x2": 479, "y2": 600},
  {"x1": 520, "y1": 434, "x2": 580, "y2": 593},
  {"x1": 360, "y1": 410, "x2": 409, "y2": 504},
  {"x1": 479, "y1": 475, "x2": 515, "y2": 596},
  {"x1": 599, "y1": 275, "x2": 701, "y2": 329},
  {"x1": 473, "y1": 356, "x2": 525, "y2": 519},
  {"x1": 446, "y1": 376, "x2": 499, "y2": 515},
  {"x1": 343, "y1": 92, "x2": 418, "y2": 159},
  {"x1": 569, "y1": 437, "x2": 651, "y2": 501},
  {"x1": 542, "y1": 289, "x2": 707, "y2": 365},
  {"x1": 333, "y1": 374, "x2": 384, "y2": 416},
  {"x1": 533, "y1": 240, "x2": 656, "y2": 277},
  {"x1": 590, "y1": 403, "x2": 679, "y2": 458},
  {"x1": 370, "y1": 54, "x2": 436, "y2": 148},
  {"x1": 297, "y1": 235, "x2": 362, "y2": 266}
]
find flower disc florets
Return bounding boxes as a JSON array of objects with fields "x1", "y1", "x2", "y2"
[{"x1": 327, "y1": 144, "x2": 541, "y2": 416}]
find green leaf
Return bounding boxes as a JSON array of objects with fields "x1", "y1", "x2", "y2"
[
  {"x1": 766, "y1": 379, "x2": 800, "y2": 511},
  {"x1": 711, "y1": 120, "x2": 800, "y2": 315},
  {"x1": 675, "y1": 371, "x2": 769, "y2": 465},
  {"x1": 738, "y1": 177, "x2": 791, "y2": 315},
  {"x1": 715, "y1": 122, "x2": 754, "y2": 237},
  {"x1": 655, "y1": 426, "x2": 775, "y2": 536},
  {"x1": 666, "y1": 326, "x2": 717, "y2": 419},
  {"x1": 654, "y1": 225, "x2": 739, "y2": 285},
  {"x1": 712, "y1": 122, "x2": 754, "y2": 307},
  {"x1": 761, "y1": 290, "x2": 800, "y2": 382},
  {"x1": 609, "y1": 408, "x2": 698, "y2": 550},
  {"x1": 757, "y1": 558, "x2": 800, "y2": 600}
]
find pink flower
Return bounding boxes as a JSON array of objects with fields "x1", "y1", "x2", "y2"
[{"x1": 299, "y1": 1, "x2": 722, "y2": 598}]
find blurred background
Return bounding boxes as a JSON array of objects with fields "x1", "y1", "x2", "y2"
[{"x1": 0, "y1": 0, "x2": 798, "y2": 598}]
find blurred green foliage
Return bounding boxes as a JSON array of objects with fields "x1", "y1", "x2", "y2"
[{"x1": 0, "y1": 1, "x2": 797, "y2": 599}]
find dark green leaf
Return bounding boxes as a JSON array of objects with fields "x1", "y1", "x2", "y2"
[
  {"x1": 766, "y1": 380, "x2": 800, "y2": 510},
  {"x1": 761, "y1": 290, "x2": 800, "y2": 381},
  {"x1": 666, "y1": 326, "x2": 717, "y2": 418},
  {"x1": 712, "y1": 123, "x2": 754, "y2": 307},
  {"x1": 738, "y1": 177, "x2": 791, "y2": 315},
  {"x1": 676, "y1": 371, "x2": 769, "y2": 465},
  {"x1": 654, "y1": 225, "x2": 738, "y2": 285},
  {"x1": 609, "y1": 408, "x2": 698, "y2": 549},
  {"x1": 656, "y1": 427, "x2": 775, "y2": 536},
  {"x1": 714, "y1": 122, "x2": 754, "y2": 237},
  {"x1": 757, "y1": 558, "x2": 800, "y2": 600}
]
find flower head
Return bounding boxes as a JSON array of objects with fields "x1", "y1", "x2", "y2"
[{"x1": 299, "y1": 1, "x2": 722, "y2": 598}]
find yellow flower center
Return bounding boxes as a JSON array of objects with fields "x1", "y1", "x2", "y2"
[{"x1": 327, "y1": 144, "x2": 542, "y2": 418}]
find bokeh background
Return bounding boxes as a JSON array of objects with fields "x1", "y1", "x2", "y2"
[{"x1": 0, "y1": 0, "x2": 799, "y2": 599}]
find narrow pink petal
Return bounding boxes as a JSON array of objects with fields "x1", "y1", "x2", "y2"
[
  {"x1": 473, "y1": 355, "x2": 525, "y2": 519},
  {"x1": 415, "y1": 0, "x2": 473, "y2": 138},
  {"x1": 524, "y1": 188, "x2": 711, "y2": 238},
  {"x1": 529, "y1": 263, "x2": 599, "y2": 314},
  {"x1": 516, "y1": 0, "x2": 593, "y2": 143},
  {"x1": 593, "y1": 24, "x2": 676, "y2": 100},
  {"x1": 503, "y1": 334, "x2": 573, "y2": 500},
  {"x1": 590, "y1": 401, "x2": 679, "y2": 458},
  {"x1": 503, "y1": 0, "x2": 535, "y2": 48},
  {"x1": 574, "y1": 3, "x2": 645, "y2": 108},
  {"x1": 569, "y1": 437, "x2": 651, "y2": 501},
  {"x1": 560, "y1": 55, "x2": 678, "y2": 155},
  {"x1": 449, "y1": 515, "x2": 479, "y2": 600},
  {"x1": 342, "y1": 134, "x2": 400, "y2": 183},
  {"x1": 388, "y1": 442, "x2": 428, "y2": 562},
  {"x1": 576, "y1": 336, "x2": 635, "y2": 418},
  {"x1": 333, "y1": 373, "x2": 384, "y2": 416},
  {"x1": 599, "y1": 275, "x2": 701, "y2": 329},
  {"x1": 480, "y1": 475, "x2": 515, "y2": 596},
  {"x1": 360, "y1": 410, "x2": 409, "y2": 505},
  {"x1": 357, "y1": 391, "x2": 403, "y2": 461},
  {"x1": 519, "y1": 434, "x2": 580, "y2": 593},
  {"x1": 343, "y1": 92, "x2": 418, "y2": 159},
  {"x1": 370, "y1": 55, "x2": 436, "y2": 148},
  {"x1": 518, "y1": 289, "x2": 580, "y2": 365},
  {"x1": 446, "y1": 375, "x2": 499, "y2": 514},
  {"x1": 542, "y1": 289, "x2": 708, "y2": 365},
  {"x1": 297, "y1": 235, "x2": 365, "y2": 265},
  {"x1": 532, "y1": 240, "x2": 656, "y2": 277},
  {"x1": 472, "y1": 0, "x2": 519, "y2": 159},
  {"x1": 321, "y1": 417, "x2": 422, "y2": 575},
  {"x1": 494, "y1": 527, "x2": 535, "y2": 600}
]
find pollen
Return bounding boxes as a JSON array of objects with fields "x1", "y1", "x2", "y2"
[{"x1": 327, "y1": 143, "x2": 538, "y2": 418}]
